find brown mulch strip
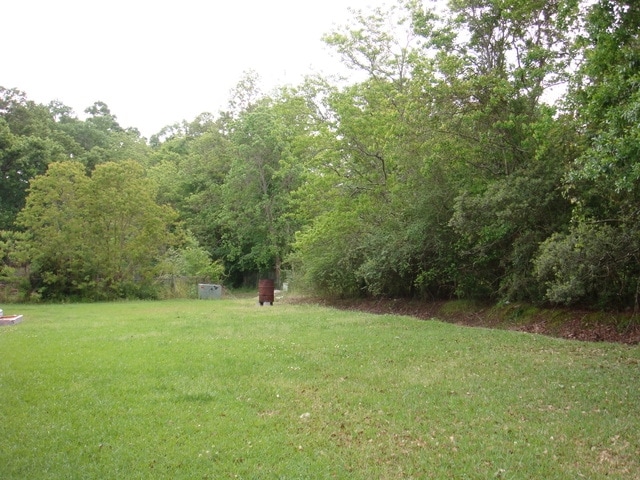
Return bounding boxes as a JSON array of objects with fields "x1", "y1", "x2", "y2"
[{"x1": 294, "y1": 297, "x2": 640, "y2": 345}]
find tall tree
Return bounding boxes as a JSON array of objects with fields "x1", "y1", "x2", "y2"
[
  {"x1": 84, "y1": 160, "x2": 176, "y2": 297},
  {"x1": 216, "y1": 90, "x2": 312, "y2": 286},
  {"x1": 15, "y1": 161, "x2": 90, "y2": 298},
  {"x1": 409, "y1": 0, "x2": 578, "y2": 300},
  {"x1": 17, "y1": 160, "x2": 176, "y2": 299},
  {"x1": 294, "y1": 4, "x2": 438, "y2": 297},
  {"x1": 294, "y1": 0, "x2": 580, "y2": 301},
  {"x1": 536, "y1": 0, "x2": 640, "y2": 308},
  {"x1": 0, "y1": 88, "x2": 69, "y2": 229}
]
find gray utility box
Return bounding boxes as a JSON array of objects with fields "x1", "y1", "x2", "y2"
[{"x1": 198, "y1": 284, "x2": 222, "y2": 299}]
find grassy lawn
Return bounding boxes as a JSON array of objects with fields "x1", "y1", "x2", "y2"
[{"x1": 1, "y1": 299, "x2": 639, "y2": 479}]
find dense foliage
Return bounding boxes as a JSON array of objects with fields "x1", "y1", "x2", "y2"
[{"x1": 1, "y1": 0, "x2": 638, "y2": 310}]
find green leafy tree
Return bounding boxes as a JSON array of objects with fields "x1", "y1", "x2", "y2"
[
  {"x1": 17, "y1": 160, "x2": 176, "y2": 300},
  {"x1": 1, "y1": 90, "x2": 151, "y2": 231},
  {"x1": 0, "y1": 87, "x2": 57, "y2": 138},
  {"x1": 53, "y1": 101, "x2": 150, "y2": 171},
  {"x1": 294, "y1": 4, "x2": 442, "y2": 297},
  {"x1": 16, "y1": 161, "x2": 91, "y2": 298},
  {"x1": 148, "y1": 113, "x2": 235, "y2": 284},
  {"x1": 537, "y1": 0, "x2": 640, "y2": 308},
  {"x1": 407, "y1": 0, "x2": 579, "y2": 301},
  {"x1": 84, "y1": 160, "x2": 176, "y2": 297},
  {"x1": 294, "y1": 0, "x2": 581, "y2": 302},
  {"x1": 216, "y1": 91, "x2": 310, "y2": 286},
  {"x1": 566, "y1": 0, "x2": 640, "y2": 211},
  {"x1": 0, "y1": 89, "x2": 70, "y2": 229}
]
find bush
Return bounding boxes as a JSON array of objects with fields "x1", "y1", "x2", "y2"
[{"x1": 534, "y1": 222, "x2": 640, "y2": 308}]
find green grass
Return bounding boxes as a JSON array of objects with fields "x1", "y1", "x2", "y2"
[{"x1": 1, "y1": 299, "x2": 639, "y2": 479}]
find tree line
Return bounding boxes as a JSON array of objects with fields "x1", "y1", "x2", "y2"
[{"x1": 1, "y1": 0, "x2": 639, "y2": 309}]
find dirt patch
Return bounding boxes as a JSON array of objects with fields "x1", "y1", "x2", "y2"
[{"x1": 296, "y1": 297, "x2": 640, "y2": 345}]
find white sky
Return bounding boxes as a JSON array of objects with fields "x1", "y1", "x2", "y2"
[{"x1": 2, "y1": 0, "x2": 391, "y2": 138}]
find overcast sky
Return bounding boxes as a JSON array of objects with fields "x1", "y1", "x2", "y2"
[{"x1": 3, "y1": 0, "x2": 391, "y2": 138}]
